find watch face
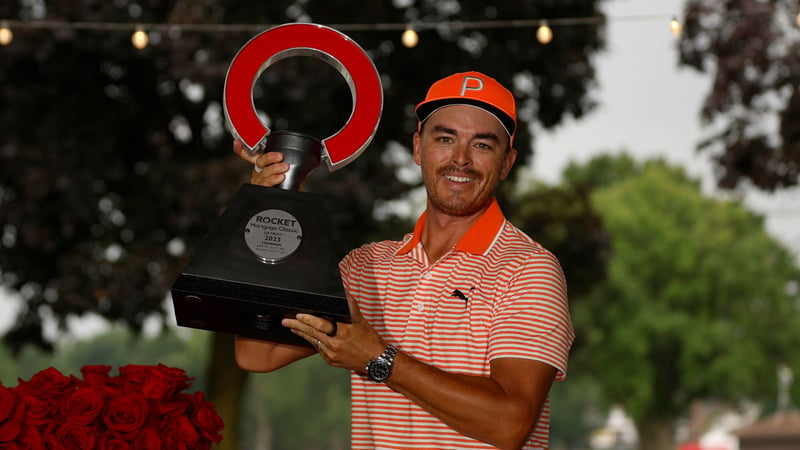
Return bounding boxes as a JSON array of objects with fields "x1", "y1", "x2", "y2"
[{"x1": 368, "y1": 358, "x2": 391, "y2": 382}]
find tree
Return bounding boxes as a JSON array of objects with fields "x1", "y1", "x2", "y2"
[
  {"x1": 564, "y1": 155, "x2": 800, "y2": 450},
  {"x1": 0, "y1": 1, "x2": 608, "y2": 448},
  {"x1": 240, "y1": 358, "x2": 350, "y2": 450},
  {"x1": 505, "y1": 180, "x2": 611, "y2": 299},
  {"x1": 678, "y1": 0, "x2": 800, "y2": 190}
]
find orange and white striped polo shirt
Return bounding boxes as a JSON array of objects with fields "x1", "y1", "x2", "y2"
[{"x1": 339, "y1": 198, "x2": 574, "y2": 449}]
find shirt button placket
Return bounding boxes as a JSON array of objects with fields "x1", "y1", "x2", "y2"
[{"x1": 409, "y1": 269, "x2": 431, "y2": 322}]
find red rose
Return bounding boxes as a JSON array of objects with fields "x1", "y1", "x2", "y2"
[
  {"x1": 141, "y1": 365, "x2": 191, "y2": 401},
  {"x1": 0, "y1": 384, "x2": 14, "y2": 423},
  {"x1": 100, "y1": 436, "x2": 132, "y2": 450},
  {"x1": 80, "y1": 365, "x2": 113, "y2": 389},
  {"x1": 61, "y1": 386, "x2": 104, "y2": 426},
  {"x1": 160, "y1": 415, "x2": 198, "y2": 449},
  {"x1": 116, "y1": 365, "x2": 190, "y2": 402},
  {"x1": 153, "y1": 394, "x2": 190, "y2": 419},
  {"x1": 17, "y1": 395, "x2": 48, "y2": 428},
  {"x1": 52, "y1": 423, "x2": 95, "y2": 450},
  {"x1": 132, "y1": 426, "x2": 161, "y2": 450},
  {"x1": 13, "y1": 424, "x2": 43, "y2": 450},
  {"x1": 0, "y1": 387, "x2": 25, "y2": 443},
  {"x1": 115, "y1": 365, "x2": 147, "y2": 393},
  {"x1": 189, "y1": 392, "x2": 223, "y2": 443},
  {"x1": 15, "y1": 368, "x2": 75, "y2": 400},
  {"x1": 103, "y1": 393, "x2": 148, "y2": 439},
  {"x1": 3, "y1": 364, "x2": 223, "y2": 449}
]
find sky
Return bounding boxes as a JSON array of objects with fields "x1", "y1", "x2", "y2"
[
  {"x1": 530, "y1": 0, "x2": 800, "y2": 258},
  {"x1": 1, "y1": 0, "x2": 799, "y2": 338}
]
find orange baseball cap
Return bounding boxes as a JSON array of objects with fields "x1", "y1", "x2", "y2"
[{"x1": 415, "y1": 71, "x2": 517, "y2": 145}]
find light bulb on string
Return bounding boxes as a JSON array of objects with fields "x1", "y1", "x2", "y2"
[
  {"x1": 0, "y1": 22, "x2": 12, "y2": 46},
  {"x1": 669, "y1": 16, "x2": 682, "y2": 37},
  {"x1": 796, "y1": 12, "x2": 800, "y2": 27},
  {"x1": 401, "y1": 26, "x2": 418, "y2": 48},
  {"x1": 131, "y1": 27, "x2": 149, "y2": 49},
  {"x1": 536, "y1": 21, "x2": 553, "y2": 44}
]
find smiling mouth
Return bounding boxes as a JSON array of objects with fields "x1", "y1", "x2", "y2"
[{"x1": 444, "y1": 174, "x2": 474, "y2": 183}]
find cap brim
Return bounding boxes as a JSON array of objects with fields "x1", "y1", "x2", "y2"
[{"x1": 416, "y1": 98, "x2": 516, "y2": 138}]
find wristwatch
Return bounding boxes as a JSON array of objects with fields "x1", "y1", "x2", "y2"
[{"x1": 366, "y1": 344, "x2": 398, "y2": 383}]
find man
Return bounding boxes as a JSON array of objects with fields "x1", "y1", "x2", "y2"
[{"x1": 234, "y1": 71, "x2": 574, "y2": 450}]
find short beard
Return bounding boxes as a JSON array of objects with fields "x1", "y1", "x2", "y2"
[{"x1": 424, "y1": 166, "x2": 492, "y2": 217}]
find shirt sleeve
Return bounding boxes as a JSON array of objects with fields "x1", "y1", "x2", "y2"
[{"x1": 487, "y1": 248, "x2": 575, "y2": 380}]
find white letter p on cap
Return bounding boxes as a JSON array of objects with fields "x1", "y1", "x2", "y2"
[{"x1": 460, "y1": 76, "x2": 484, "y2": 96}]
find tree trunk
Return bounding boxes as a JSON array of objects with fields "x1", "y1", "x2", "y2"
[
  {"x1": 206, "y1": 332, "x2": 249, "y2": 450},
  {"x1": 635, "y1": 415, "x2": 674, "y2": 450}
]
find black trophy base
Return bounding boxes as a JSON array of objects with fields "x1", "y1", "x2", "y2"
[
  {"x1": 171, "y1": 273, "x2": 350, "y2": 346},
  {"x1": 170, "y1": 183, "x2": 350, "y2": 347}
]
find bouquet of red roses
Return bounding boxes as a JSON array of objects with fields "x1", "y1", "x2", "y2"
[{"x1": 0, "y1": 364, "x2": 224, "y2": 449}]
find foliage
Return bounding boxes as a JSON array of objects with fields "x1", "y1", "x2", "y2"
[
  {"x1": 241, "y1": 356, "x2": 350, "y2": 450},
  {"x1": 0, "y1": 0, "x2": 607, "y2": 353},
  {"x1": 0, "y1": 328, "x2": 211, "y2": 387},
  {"x1": 506, "y1": 181, "x2": 611, "y2": 299},
  {"x1": 566, "y1": 155, "x2": 800, "y2": 448},
  {"x1": 548, "y1": 376, "x2": 605, "y2": 450},
  {"x1": 678, "y1": 0, "x2": 800, "y2": 190},
  {"x1": 562, "y1": 152, "x2": 641, "y2": 190}
]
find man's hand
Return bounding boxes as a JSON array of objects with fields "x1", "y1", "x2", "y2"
[
  {"x1": 281, "y1": 290, "x2": 386, "y2": 373},
  {"x1": 232, "y1": 139, "x2": 290, "y2": 187}
]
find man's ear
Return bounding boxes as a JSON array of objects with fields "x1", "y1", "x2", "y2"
[
  {"x1": 500, "y1": 147, "x2": 517, "y2": 180},
  {"x1": 412, "y1": 131, "x2": 422, "y2": 166}
]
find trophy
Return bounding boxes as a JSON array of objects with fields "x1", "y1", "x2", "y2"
[{"x1": 170, "y1": 23, "x2": 383, "y2": 346}]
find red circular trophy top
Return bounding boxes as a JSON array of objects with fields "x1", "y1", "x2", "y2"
[{"x1": 223, "y1": 23, "x2": 383, "y2": 171}]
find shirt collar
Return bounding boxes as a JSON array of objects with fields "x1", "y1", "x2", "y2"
[{"x1": 397, "y1": 198, "x2": 506, "y2": 256}]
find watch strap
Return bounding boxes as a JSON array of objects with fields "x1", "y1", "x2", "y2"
[
  {"x1": 382, "y1": 344, "x2": 398, "y2": 362},
  {"x1": 366, "y1": 344, "x2": 398, "y2": 382}
]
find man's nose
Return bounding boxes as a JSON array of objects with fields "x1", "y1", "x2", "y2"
[{"x1": 451, "y1": 143, "x2": 472, "y2": 166}]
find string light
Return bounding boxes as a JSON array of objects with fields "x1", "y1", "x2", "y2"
[
  {"x1": 536, "y1": 21, "x2": 553, "y2": 44},
  {"x1": 0, "y1": 15, "x2": 608, "y2": 36},
  {"x1": 796, "y1": 12, "x2": 800, "y2": 27},
  {"x1": 131, "y1": 27, "x2": 148, "y2": 49},
  {"x1": 0, "y1": 21, "x2": 12, "y2": 46},
  {"x1": 669, "y1": 16, "x2": 682, "y2": 37},
  {"x1": 0, "y1": 10, "x2": 776, "y2": 46},
  {"x1": 401, "y1": 26, "x2": 418, "y2": 48}
]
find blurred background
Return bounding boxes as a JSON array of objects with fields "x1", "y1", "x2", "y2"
[{"x1": 1, "y1": 1, "x2": 799, "y2": 449}]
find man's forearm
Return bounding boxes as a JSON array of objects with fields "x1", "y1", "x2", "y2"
[
  {"x1": 234, "y1": 335, "x2": 314, "y2": 373},
  {"x1": 385, "y1": 351, "x2": 556, "y2": 450}
]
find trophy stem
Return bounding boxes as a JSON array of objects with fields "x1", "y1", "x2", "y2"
[{"x1": 265, "y1": 130, "x2": 322, "y2": 191}]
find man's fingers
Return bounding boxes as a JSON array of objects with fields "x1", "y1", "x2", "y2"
[
  {"x1": 232, "y1": 139, "x2": 258, "y2": 164},
  {"x1": 254, "y1": 152, "x2": 286, "y2": 170},
  {"x1": 326, "y1": 320, "x2": 338, "y2": 337},
  {"x1": 285, "y1": 314, "x2": 335, "y2": 340},
  {"x1": 281, "y1": 317, "x2": 320, "y2": 348},
  {"x1": 249, "y1": 152, "x2": 290, "y2": 187}
]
